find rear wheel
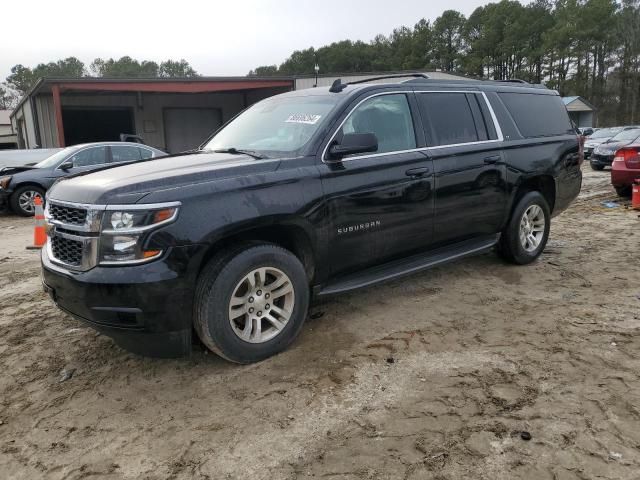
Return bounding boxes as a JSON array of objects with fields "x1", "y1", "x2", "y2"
[
  {"x1": 10, "y1": 185, "x2": 45, "y2": 217},
  {"x1": 614, "y1": 186, "x2": 631, "y2": 197},
  {"x1": 498, "y1": 191, "x2": 551, "y2": 265},
  {"x1": 194, "y1": 243, "x2": 309, "y2": 364},
  {"x1": 590, "y1": 162, "x2": 605, "y2": 171}
]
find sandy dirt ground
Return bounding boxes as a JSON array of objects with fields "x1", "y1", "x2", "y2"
[{"x1": 1, "y1": 166, "x2": 639, "y2": 480}]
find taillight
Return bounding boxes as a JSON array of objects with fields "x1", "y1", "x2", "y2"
[{"x1": 614, "y1": 147, "x2": 640, "y2": 169}]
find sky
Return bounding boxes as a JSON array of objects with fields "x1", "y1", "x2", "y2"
[{"x1": 0, "y1": 0, "x2": 489, "y2": 81}]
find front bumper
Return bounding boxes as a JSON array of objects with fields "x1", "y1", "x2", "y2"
[
  {"x1": 583, "y1": 146, "x2": 594, "y2": 158},
  {"x1": 591, "y1": 153, "x2": 615, "y2": 167},
  {"x1": 41, "y1": 246, "x2": 198, "y2": 357}
]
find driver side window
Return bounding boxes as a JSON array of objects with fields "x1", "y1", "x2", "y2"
[
  {"x1": 69, "y1": 147, "x2": 107, "y2": 167},
  {"x1": 339, "y1": 94, "x2": 416, "y2": 156}
]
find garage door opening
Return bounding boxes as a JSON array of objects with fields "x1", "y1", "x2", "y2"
[
  {"x1": 62, "y1": 108, "x2": 135, "y2": 146},
  {"x1": 164, "y1": 108, "x2": 222, "y2": 154}
]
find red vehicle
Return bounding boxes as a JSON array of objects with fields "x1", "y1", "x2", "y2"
[{"x1": 611, "y1": 145, "x2": 640, "y2": 196}]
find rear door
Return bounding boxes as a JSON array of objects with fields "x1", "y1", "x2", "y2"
[
  {"x1": 416, "y1": 91, "x2": 507, "y2": 245},
  {"x1": 318, "y1": 92, "x2": 435, "y2": 277}
]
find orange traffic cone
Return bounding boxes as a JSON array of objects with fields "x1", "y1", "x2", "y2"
[{"x1": 26, "y1": 196, "x2": 47, "y2": 250}]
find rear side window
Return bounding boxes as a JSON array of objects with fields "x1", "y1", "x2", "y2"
[
  {"x1": 111, "y1": 145, "x2": 142, "y2": 163},
  {"x1": 139, "y1": 147, "x2": 155, "y2": 159},
  {"x1": 417, "y1": 93, "x2": 487, "y2": 146},
  {"x1": 498, "y1": 93, "x2": 574, "y2": 138}
]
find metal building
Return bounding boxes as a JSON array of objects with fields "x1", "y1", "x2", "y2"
[{"x1": 10, "y1": 77, "x2": 293, "y2": 152}]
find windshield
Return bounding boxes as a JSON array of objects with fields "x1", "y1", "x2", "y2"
[
  {"x1": 609, "y1": 129, "x2": 640, "y2": 142},
  {"x1": 590, "y1": 128, "x2": 621, "y2": 139},
  {"x1": 204, "y1": 95, "x2": 341, "y2": 156},
  {"x1": 34, "y1": 147, "x2": 78, "y2": 168}
]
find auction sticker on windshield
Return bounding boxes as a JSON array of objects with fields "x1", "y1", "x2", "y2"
[{"x1": 285, "y1": 114, "x2": 322, "y2": 125}]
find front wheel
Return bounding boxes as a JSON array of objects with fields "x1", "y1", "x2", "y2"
[
  {"x1": 10, "y1": 185, "x2": 45, "y2": 217},
  {"x1": 194, "y1": 243, "x2": 310, "y2": 364},
  {"x1": 498, "y1": 191, "x2": 551, "y2": 265},
  {"x1": 590, "y1": 162, "x2": 605, "y2": 171}
]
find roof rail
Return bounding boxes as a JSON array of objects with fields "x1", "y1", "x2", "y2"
[
  {"x1": 494, "y1": 79, "x2": 529, "y2": 84},
  {"x1": 329, "y1": 74, "x2": 432, "y2": 93},
  {"x1": 347, "y1": 73, "x2": 430, "y2": 85}
]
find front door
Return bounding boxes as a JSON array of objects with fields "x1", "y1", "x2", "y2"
[
  {"x1": 416, "y1": 91, "x2": 507, "y2": 245},
  {"x1": 318, "y1": 92, "x2": 435, "y2": 278}
]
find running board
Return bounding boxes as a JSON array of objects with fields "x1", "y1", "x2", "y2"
[{"x1": 317, "y1": 234, "x2": 499, "y2": 297}]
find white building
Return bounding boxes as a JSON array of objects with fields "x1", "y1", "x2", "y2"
[{"x1": 0, "y1": 110, "x2": 18, "y2": 149}]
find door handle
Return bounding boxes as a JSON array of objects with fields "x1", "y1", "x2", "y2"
[
  {"x1": 484, "y1": 155, "x2": 501, "y2": 164},
  {"x1": 405, "y1": 167, "x2": 430, "y2": 178}
]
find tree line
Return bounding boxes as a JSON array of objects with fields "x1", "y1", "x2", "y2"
[
  {"x1": 250, "y1": 0, "x2": 640, "y2": 126},
  {"x1": 0, "y1": 57, "x2": 199, "y2": 109}
]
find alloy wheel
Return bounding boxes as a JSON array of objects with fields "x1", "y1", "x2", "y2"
[
  {"x1": 519, "y1": 204, "x2": 545, "y2": 252},
  {"x1": 18, "y1": 190, "x2": 43, "y2": 215},
  {"x1": 228, "y1": 267, "x2": 295, "y2": 343}
]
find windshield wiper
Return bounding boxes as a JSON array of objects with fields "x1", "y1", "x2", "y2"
[{"x1": 213, "y1": 147, "x2": 267, "y2": 160}]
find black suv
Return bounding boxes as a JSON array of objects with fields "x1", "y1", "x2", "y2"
[{"x1": 41, "y1": 77, "x2": 582, "y2": 362}]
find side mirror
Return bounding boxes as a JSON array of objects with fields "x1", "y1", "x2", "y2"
[
  {"x1": 328, "y1": 133, "x2": 378, "y2": 160},
  {"x1": 59, "y1": 161, "x2": 74, "y2": 170}
]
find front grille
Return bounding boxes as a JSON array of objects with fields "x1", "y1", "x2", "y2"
[
  {"x1": 49, "y1": 203, "x2": 87, "y2": 226},
  {"x1": 51, "y1": 236, "x2": 83, "y2": 266}
]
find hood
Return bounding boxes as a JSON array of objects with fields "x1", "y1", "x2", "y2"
[
  {"x1": 584, "y1": 138, "x2": 609, "y2": 148},
  {"x1": 47, "y1": 151, "x2": 281, "y2": 205},
  {"x1": 594, "y1": 140, "x2": 631, "y2": 155},
  {"x1": 0, "y1": 165, "x2": 38, "y2": 175}
]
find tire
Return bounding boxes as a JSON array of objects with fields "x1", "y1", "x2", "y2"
[
  {"x1": 590, "y1": 162, "x2": 605, "y2": 171},
  {"x1": 10, "y1": 185, "x2": 46, "y2": 217},
  {"x1": 194, "y1": 243, "x2": 310, "y2": 364},
  {"x1": 498, "y1": 191, "x2": 551, "y2": 265},
  {"x1": 614, "y1": 186, "x2": 631, "y2": 197}
]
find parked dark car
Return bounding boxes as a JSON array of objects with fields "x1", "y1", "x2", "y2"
[
  {"x1": 0, "y1": 142, "x2": 166, "y2": 216},
  {"x1": 590, "y1": 128, "x2": 640, "y2": 170},
  {"x1": 583, "y1": 127, "x2": 626, "y2": 158},
  {"x1": 41, "y1": 77, "x2": 582, "y2": 362}
]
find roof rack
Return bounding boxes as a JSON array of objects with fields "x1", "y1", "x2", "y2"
[
  {"x1": 494, "y1": 79, "x2": 529, "y2": 84},
  {"x1": 347, "y1": 73, "x2": 430, "y2": 85},
  {"x1": 329, "y1": 73, "x2": 431, "y2": 93}
]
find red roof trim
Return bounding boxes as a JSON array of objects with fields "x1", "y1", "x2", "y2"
[{"x1": 58, "y1": 80, "x2": 293, "y2": 93}]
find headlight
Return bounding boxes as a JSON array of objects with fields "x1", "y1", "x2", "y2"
[
  {"x1": 0, "y1": 176, "x2": 11, "y2": 190},
  {"x1": 99, "y1": 205, "x2": 179, "y2": 264}
]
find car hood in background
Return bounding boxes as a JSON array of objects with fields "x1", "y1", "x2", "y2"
[
  {"x1": 47, "y1": 152, "x2": 282, "y2": 205},
  {"x1": 584, "y1": 137, "x2": 611, "y2": 148},
  {"x1": 594, "y1": 140, "x2": 633, "y2": 155}
]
